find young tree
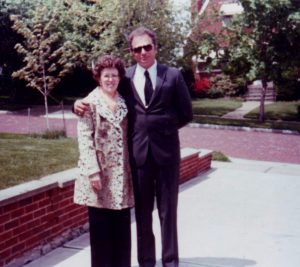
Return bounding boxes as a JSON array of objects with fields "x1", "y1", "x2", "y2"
[{"x1": 10, "y1": 5, "x2": 78, "y2": 129}]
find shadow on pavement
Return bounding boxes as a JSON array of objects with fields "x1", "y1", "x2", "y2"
[
  {"x1": 133, "y1": 257, "x2": 256, "y2": 267},
  {"x1": 179, "y1": 168, "x2": 216, "y2": 193}
]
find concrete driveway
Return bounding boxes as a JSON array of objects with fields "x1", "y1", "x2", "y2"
[{"x1": 25, "y1": 159, "x2": 300, "y2": 267}]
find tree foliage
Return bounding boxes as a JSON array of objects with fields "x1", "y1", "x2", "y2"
[
  {"x1": 187, "y1": 0, "x2": 300, "y2": 121},
  {"x1": 226, "y1": 0, "x2": 300, "y2": 81},
  {"x1": 52, "y1": 0, "x2": 122, "y2": 66},
  {"x1": 116, "y1": 0, "x2": 188, "y2": 66},
  {"x1": 15, "y1": 0, "x2": 187, "y2": 65},
  {"x1": 0, "y1": 0, "x2": 29, "y2": 94},
  {"x1": 1, "y1": 0, "x2": 189, "y2": 101},
  {"x1": 225, "y1": 0, "x2": 300, "y2": 121},
  {"x1": 50, "y1": 0, "x2": 188, "y2": 67},
  {"x1": 3, "y1": 0, "x2": 187, "y2": 68},
  {"x1": 186, "y1": 6, "x2": 228, "y2": 71}
]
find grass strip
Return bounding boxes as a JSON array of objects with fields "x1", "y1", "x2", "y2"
[{"x1": 0, "y1": 133, "x2": 78, "y2": 190}]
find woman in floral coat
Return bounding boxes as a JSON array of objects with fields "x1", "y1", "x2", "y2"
[{"x1": 73, "y1": 55, "x2": 134, "y2": 267}]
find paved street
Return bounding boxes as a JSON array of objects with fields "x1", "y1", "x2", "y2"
[
  {"x1": 179, "y1": 125, "x2": 300, "y2": 164},
  {"x1": 1, "y1": 105, "x2": 300, "y2": 164}
]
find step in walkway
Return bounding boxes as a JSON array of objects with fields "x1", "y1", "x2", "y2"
[{"x1": 245, "y1": 81, "x2": 276, "y2": 101}]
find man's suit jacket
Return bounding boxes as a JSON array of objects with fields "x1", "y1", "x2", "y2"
[{"x1": 119, "y1": 63, "x2": 193, "y2": 167}]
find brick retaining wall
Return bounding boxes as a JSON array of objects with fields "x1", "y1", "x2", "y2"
[{"x1": 0, "y1": 148, "x2": 212, "y2": 267}]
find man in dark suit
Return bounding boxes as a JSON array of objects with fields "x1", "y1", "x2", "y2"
[{"x1": 74, "y1": 27, "x2": 193, "y2": 267}]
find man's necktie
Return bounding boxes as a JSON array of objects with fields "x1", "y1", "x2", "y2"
[{"x1": 144, "y1": 70, "x2": 153, "y2": 106}]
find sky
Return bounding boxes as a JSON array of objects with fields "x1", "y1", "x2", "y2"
[{"x1": 171, "y1": 0, "x2": 191, "y2": 24}]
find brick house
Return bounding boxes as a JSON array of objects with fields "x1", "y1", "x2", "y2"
[
  {"x1": 189, "y1": 0, "x2": 277, "y2": 100},
  {"x1": 189, "y1": 0, "x2": 243, "y2": 94}
]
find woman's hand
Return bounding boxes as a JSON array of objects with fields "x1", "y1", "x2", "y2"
[
  {"x1": 74, "y1": 99, "x2": 89, "y2": 117},
  {"x1": 89, "y1": 173, "x2": 102, "y2": 192}
]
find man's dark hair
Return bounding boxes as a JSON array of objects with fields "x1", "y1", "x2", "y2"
[
  {"x1": 128, "y1": 26, "x2": 157, "y2": 50},
  {"x1": 92, "y1": 54, "x2": 125, "y2": 82}
]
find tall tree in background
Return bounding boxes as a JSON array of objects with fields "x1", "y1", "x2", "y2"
[
  {"x1": 10, "y1": 5, "x2": 78, "y2": 129},
  {"x1": 53, "y1": 0, "x2": 188, "y2": 67},
  {"x1": 224, "y1": 0, "x2": 300, "y2": 121},
  {"x1": 187, "y1": 0, "x2": 300, "y2": 121},
  {"x1": 5, "y1": 0, "x2": 188, "y2": 66},
  {"x1": 2, "y1": 0, "x2": 188, "y2": 102},
  {"x1": 116, "y1": 0, "x2": 188, "y2": 66},
  {"x1": 52, "y1": 0, "x2": 121, "y2": 66}
]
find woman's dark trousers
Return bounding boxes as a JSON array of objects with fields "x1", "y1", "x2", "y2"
[{"x1": 88, "y1": 207, "x2": 131, "y2": 267}]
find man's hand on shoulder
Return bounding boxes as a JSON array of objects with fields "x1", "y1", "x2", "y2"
[{"x1": 73, "y1": 99, "x2": 89, "y2": 117}]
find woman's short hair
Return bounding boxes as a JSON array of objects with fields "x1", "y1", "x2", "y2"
[
  {"x1": 92, "y1": 55, "x2": 125, "y2": 81},
  {"x1": 128, "y1": 26, "x2": 157, "y2": 50}
]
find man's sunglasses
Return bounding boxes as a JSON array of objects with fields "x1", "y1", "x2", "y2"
[{"x1": 132, "y1": 44, "x2": 153, "y2": 54}]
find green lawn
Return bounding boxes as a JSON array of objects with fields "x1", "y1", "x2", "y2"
[
  {"x1": 0, "y1": 133, "x2": 78, "y2": 190},
  {"x1": 0, "y1": 132, "x2": 229, "y2": 190},
  {"x1": 192, "y1": 98, "x2": 300, "y2": 132},
  {"x1": 192, "y1": 98, "x2": 243, "y2": 116},
  {"x1": 245, "y1": 101, "x2": 300, "y2": 121}
]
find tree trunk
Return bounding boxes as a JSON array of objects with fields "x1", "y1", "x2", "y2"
[
  {"x1": 42, "y1": 63, "x2": 50, "y2": 130},
  {"x1": 259, "y1": 78, "x2": 267, "y2": 122},
  {"x1": 44, "y1": 93, "x2": 49, "y2": 130}
]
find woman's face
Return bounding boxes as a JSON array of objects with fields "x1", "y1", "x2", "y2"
[{"x1": 99, "y1": 68, "x2": 120, "y2": 96}]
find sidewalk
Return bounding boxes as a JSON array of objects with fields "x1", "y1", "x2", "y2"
[
  {"x1": 221, "y1": 101, "x2": 274, "y2": 119},
  {"x1": 25, "y1": 158, "x2": 300, "y2": 267}
]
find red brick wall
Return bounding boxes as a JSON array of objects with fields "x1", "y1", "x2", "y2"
[
  {"x1": 0, "y1": 180, "x2": 88, "y2": 267},
  {"x1": 0, "y1": 149, "x2": 212, "y2": 267},
  {"x1": 180, "y1": 150, "x2": 212, "y2": 183}
]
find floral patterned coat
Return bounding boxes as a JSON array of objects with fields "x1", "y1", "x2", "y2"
[{"x1": 73, "y1": 88, "x2": 134, "y2": 210}]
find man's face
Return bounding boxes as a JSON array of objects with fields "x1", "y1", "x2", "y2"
[{"x1": 131, "y1": 34, "x2": 157, "y2": 69}]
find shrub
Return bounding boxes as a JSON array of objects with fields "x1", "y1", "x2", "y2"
[
  {"x1": 193, "y1": 73, "x2": 246, "y2": 99},
  {"x1": 192, "y1": 78, "x2": 211, "y2": 98},
  {"x1": 212, "y1": 151, "x2": 230, "y2": 162},
  {"x1": 30, "y1": 129, "x2": 66, "y2": 139},
  {"x1": 209, "y1": 74, "x2": 244, "y2": 97},
  {"x1": 206, "y1": 87, "x2": 224, "y2": 98}
]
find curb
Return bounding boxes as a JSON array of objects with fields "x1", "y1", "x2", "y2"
[{"x1": 188, "y1": 122, "x2": 300, "y2": 135}]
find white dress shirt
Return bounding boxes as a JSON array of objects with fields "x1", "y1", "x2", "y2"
[{"x1": 133, "y1": 61, "x2": 157, "y2": 106}]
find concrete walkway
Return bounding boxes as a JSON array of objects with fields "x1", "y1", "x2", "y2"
[
  {"x1": 24, "y1": 158, "x2": 300, "y2": 267},
  {"x1": 221, "y1": 101, "x2": 274, "y2": 119}
]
